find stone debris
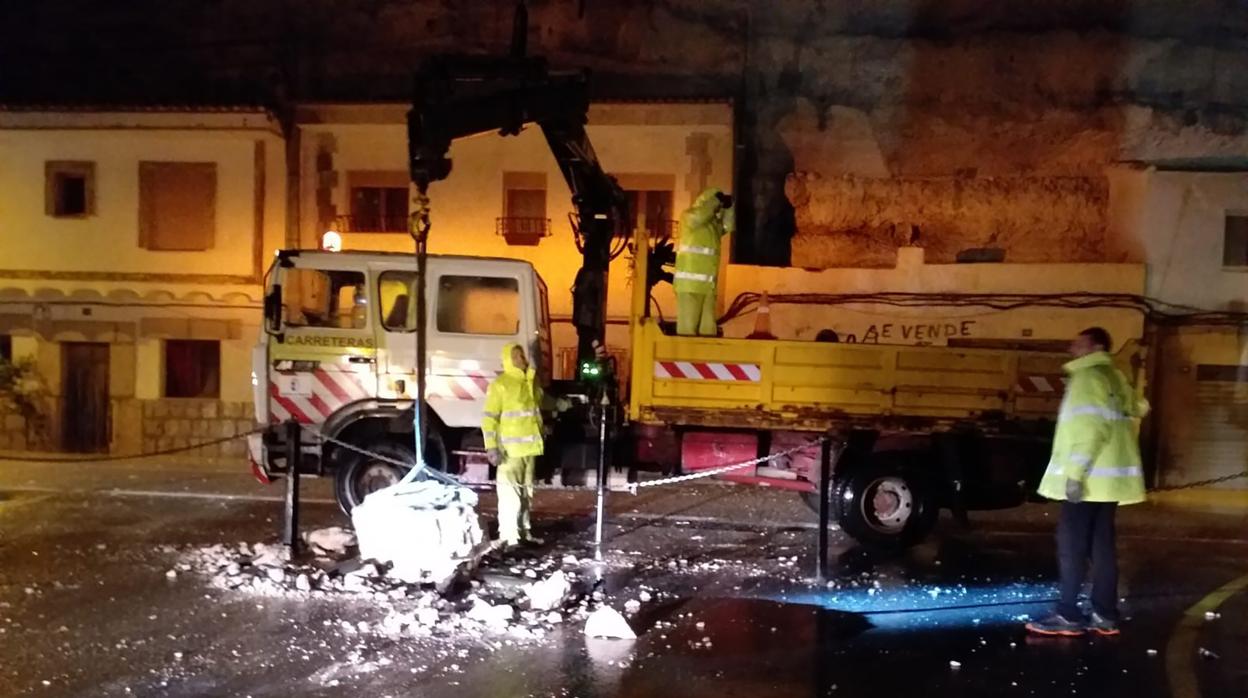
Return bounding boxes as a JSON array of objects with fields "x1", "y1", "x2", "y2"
[
  {"x1": 524, "y1": 571, "x2": 572, "y2": 612},
  {"x1": 304, "y1": 527, "x2": 357, "y2": 557},
  {"x1": 585, "y1": 606, "x2": 636, "y2": 640}
]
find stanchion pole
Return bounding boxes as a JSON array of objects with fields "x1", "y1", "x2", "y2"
[
  {"x1": 593, "y1": 393, "x2": 610, "y2": 561},
  {"x1": 816, "y1": 436, "x2": 832, "y2": 583},
  {"x1": 283, "y1": 420, "x2": 302, "y2": 554}
]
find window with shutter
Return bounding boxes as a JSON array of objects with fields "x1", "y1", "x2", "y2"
[{"x1": 139, "y1": 162, "x2": 217, "y2": 251}]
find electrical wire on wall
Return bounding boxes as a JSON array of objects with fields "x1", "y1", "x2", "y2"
[{"x1": 718, "y1": 292, "x2": 1248, "y2": 328}]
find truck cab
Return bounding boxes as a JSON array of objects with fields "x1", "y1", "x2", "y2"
[{"x1": 249, "y1": 249, "x2": 552, "y2": 511}]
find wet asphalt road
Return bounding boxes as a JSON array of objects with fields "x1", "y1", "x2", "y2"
[{"x1": 0, "y1": 459, "x2": 1246, "y2": 698}]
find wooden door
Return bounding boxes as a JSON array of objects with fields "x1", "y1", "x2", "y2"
[{"x1": 63, "y1": 343, "x2": 110, "y2": 453}]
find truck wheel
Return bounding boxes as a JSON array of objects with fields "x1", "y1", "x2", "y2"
[
  {"x1": 333, "y1": 430, "x2": 448, "y2": 515},
  {"x1": 833, "y1": 456, "x2": 939, "y2": 549}
]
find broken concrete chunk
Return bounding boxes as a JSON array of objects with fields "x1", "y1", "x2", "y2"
[
  {"x1": 524, "y1": 571, "x2": 571, "y2": 612},
  {"x1": 353, "y1": 481, "x2": 485, "y2": 587},
  {"x1": 415, "y1": 607, "x2": 440, "y2": 626},
  {"x1": 585, "y1": 607, "x2": 636, "y2": 640},
  {"x1": 304, "y1": 527, "x2": 357, "y2": 557},
  {"x1": 467, "y1": 601, "x2": 515, "y2": 630}
]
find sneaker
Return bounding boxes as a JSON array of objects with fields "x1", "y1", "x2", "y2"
[
  {"x1": 1087, "y1": 612, "x2": 1120, "y2": 636},
  {"x1": 1025, "y1": 613, "x2": 1086, "y2": 637}
]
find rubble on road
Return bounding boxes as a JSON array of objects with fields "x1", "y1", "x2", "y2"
[{"x1": 173, "y1": 529, "x2": 616, "y2": 647}]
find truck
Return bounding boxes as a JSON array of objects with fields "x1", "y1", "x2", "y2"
[
  {"x1": 248, "y1": 8, "x2": 1146, "y2": 547},
  {"x1": 249, "y1": 233, "x2": 1146, "y2": 548}
]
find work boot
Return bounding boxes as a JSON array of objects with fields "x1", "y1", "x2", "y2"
[
  {"x1": 521, "y1": 535, "x2": 546, "y2": 547},
  {"x1": 1025, "y1": 613, "x2": 1086, "y2": 637},
  {"x1": 1087, "y1": 612, "x2": 1120, "y2": 636}
]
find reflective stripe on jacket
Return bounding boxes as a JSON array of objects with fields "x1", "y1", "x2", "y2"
[
  {"x1": 673, "y1": 187, "x2": 734, "y2": 295},
  {"x1": 481, "y1": 343, "x2": 545, "y2": 458},
  {"x1": 1037, "y1": 351, "x2": 1148, "y2": 505}
]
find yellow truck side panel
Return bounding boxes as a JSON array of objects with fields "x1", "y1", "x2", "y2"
[{"x1": 630, "y1": 319, "x2": 1072, "y2": 429}]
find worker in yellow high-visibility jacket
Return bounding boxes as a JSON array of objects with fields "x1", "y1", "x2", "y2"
[
  {"x1": 674, "y1": 188, "x2": 734, "y2": 336},
  {"x1": 481, "y1": 343, "x2": 548, "y2": 548},
  {"x1": 1026, "y1": 327, "x2": 1148, "y2": 639}
]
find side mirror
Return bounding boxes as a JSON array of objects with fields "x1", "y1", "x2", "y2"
[{"x1": 264, "y1": 286, "x2": 283, "y2": 335}]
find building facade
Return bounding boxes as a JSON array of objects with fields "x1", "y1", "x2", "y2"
[
  {"x1": 293, "y1": 101, "x2": 735, "y2": 378},
  {"x1": 1108, "y1": 165, "x2": 1248, "y2": 488},
  {"x1": 0, "y1": 108, "x2": 286, "y2": 456}
]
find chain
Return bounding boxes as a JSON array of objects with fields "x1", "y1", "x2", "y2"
[
  {"x1": 0, "y1": 426, "x2": 269, "y2": 464},
  {"x1": 310, "y1": 430, "x2": 461, "y2": 487},
  {"x1": 1149, "y1": 470, "x2": 1248, "y2": 493},
  {"x1": 626, "y1": 437, "x2": 828, "y2": 494}
]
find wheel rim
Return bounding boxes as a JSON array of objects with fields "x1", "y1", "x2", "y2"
[
  {"x1": 859, "y1": 476, "x2": 914, "y2": 534},
  {"x1": 354, "y1": 462, "x2": 406, "y2": 502}
]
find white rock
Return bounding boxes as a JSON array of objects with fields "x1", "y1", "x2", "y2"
[
  {"x1": 524, "y1": 571, "x2": 572, "y2": 612},
  {"x1": 415, "y1": 608, "x2": 440, "y2": 626},
  {"x1": 544, "y1": 611, "x2": 563, "y2": 624},
  {"x1": 467, "y1": 601, "x2": 514, "y2": 630},
  {"x1": 294, "y1": 574, "x2": 312, "y2": 592},
  {"x1": 1147, "y1": 649, "x2": 1158, "y2": 656},
  {"x1": 624, "y1": 599, "x2": 641, "y2": 614},
  {"x1": 265, "y1": 568, "x2": 285, "y2": 584},
  {"x1": 305, "y1": 527, "x2": 357, "y2": 556},
  {"x1": 165, "y1": 570, "x2": 178, "y2": 580},
  {"x1": 524, "y1": 569, "x2": 538, "y2": 579},
  {"x1": 638, "y1": 590, "x2": 652, "y2": 603},
  {"x1": 584, "y1": 606, "x2": 636, "y2": 640},
  {"x1": 949, "y1": 661, "x2": 962, "y2": 670},
  {"x1": 562, "y1": 555, "x2": 579, "y2": 565}
]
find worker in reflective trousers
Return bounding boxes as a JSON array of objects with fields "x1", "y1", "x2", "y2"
[
  {"x1": 1026, "y1": 327, "x2": 1148, "y2": 638},
  {"x1": 674, "y1": 187, "x2": 734, "y2": 336},
  {"x1": 482, "y1": 343, "x2": 546, "y2": 549}
]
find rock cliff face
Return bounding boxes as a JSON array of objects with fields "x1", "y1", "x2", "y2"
[{"x1": 5, "y1": 0, "x2": 1247, "y2": 265}]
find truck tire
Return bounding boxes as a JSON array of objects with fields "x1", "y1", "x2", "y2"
[
  {"x1": 333, "y1": 429, "x2": 449, "y2": 515},
  {"x1": 835, "y1": 455, "x2": 939, "y2": 548}
]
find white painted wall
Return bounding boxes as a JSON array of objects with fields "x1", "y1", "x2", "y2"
[{"x1": 1108, "y1": 167, "x2": 1248, "y2": 311}]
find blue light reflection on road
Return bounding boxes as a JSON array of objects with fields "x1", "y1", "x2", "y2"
[{"x1": 756, "y1": 581, "x2": 1058, "y2": 632}]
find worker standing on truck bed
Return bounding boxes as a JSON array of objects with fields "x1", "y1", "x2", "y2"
[
  {"x1": 482, "y1": 343, "x2": 547, "y2": 549},
  {"x1": 1026, "y1": 327, "x2": 1148, "y2": 638},
  {"x1": 674, "y1": 187, "x2": 734, "y2": 336}
]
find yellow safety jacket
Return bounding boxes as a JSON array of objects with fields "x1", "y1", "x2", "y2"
[
  {"x1": 1037, "y1": 351, "x2": 1149, "y2": 505},
  {"x1": 481, "y1": 343, "x2": 545, "y2": 458},
  {"x1": 674, "y1": 187, "x2": 734, "y2": 295}
]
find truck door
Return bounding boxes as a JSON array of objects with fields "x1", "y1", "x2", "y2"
[
  {"x1": 268, "y1": 258, "x2": 378, "y2": 426},
  {"x1": 430, "y1": 265, "x2": 530, "y2": 429}
]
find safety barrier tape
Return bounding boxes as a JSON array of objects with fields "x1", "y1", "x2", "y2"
[
  {"x1": 0, "y1": 426, "x2": 271, "y2": 464},
  {"x1": 625, "y1": 437, "x2": 829, "y2": 495}
]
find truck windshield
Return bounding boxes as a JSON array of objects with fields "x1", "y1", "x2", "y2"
[{"x1": 281, "y1": 268, "x2": 369, "y2": 330}]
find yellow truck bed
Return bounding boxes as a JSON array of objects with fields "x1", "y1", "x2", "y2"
[{"x1": 628, "y1": 319, "x2": 1071, "y2": 431}]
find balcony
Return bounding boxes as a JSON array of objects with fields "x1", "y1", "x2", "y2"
[
  {"x1": 332, "y1": 214, "x2": 409, "y2": 234},
  {"x1": 496, "y1": 216, "x2": 551, "y2": 246}
]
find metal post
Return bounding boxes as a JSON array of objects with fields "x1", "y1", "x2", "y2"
[
  {"x1": 283, "y1": 420, "x2": 302, "y2": 554},
  {"x1": 816, "y1": 437, "x2": 832, "y2": 583},
  {"x1": 593, "y1": 393, "x2": 610, "y2": 561},
  {"x1": 412, "y1": 190, "x2": 429, "y2": 467}
]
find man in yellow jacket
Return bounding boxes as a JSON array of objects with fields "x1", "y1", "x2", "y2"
[
  {"x1": 674, "y1": 187, "x2": 734, "y2": 336},
  {"x1": 481, "y1": 343, "x2": 547, "y2": 548},
  {"x1": 1026, "y1": 327, "x2": 1148, "y2": 638}
]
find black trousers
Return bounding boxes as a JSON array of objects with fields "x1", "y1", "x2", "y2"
[{"x1": 1056, "y1": 501, "x2": 1119, "y2": 620}]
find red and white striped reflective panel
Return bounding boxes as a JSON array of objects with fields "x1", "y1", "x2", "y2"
[
  {"x1": 270, "y1": 367, "x2": 374, "y2": 424},
  {"x1": 654, "y1": 360, "x2": 761, "y2": 382},
  {"x1": 426, "y1": 373, "x2": 494, "y2": 400},
  {"x1": 1015, "y1": 375, "x2": 1067, "y2": 394}
]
